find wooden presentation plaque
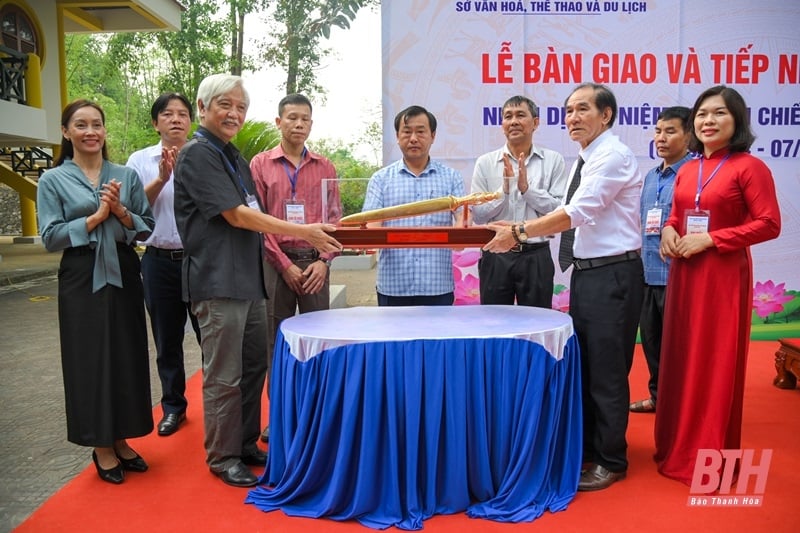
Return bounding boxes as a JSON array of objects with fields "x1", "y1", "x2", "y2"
[{"x1": 332, "y1": 227, "x2": 495, "y2": 249}]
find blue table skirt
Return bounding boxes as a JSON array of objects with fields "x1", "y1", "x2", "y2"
[{"x1": 246, "y1": 334, "x2": 582, "y2": 530}]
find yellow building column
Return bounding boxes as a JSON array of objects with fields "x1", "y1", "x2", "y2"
[
  {"x1": 25, "y1": 52, "x2": 42, "y2": 108},
  {"x1": 19, "y1": 196, "x2": 37, "y2": 237},
  {"x1": 19, "y1": 53, "x2": 43, "y2": 239}
]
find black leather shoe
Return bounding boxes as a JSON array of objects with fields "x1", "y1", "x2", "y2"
[
  {"x1": 241, "y1": 449, "x2": 268, "y2": 466},
  {"x1": 578, "y1": 464, "x2": 626, "y2": 491},
  {"x1": 116, "y1": 450, "x2": 148, "y2": 472},
  {"x1": 157, "y1": 412, "x2": 186, "y2": 436},
  {"x1": 260, "y1": 426, "x2": 270, "y2": 443},
  {"x1": 92, "y1": 451, "x2": 124, "y2": 484},
  {"x1": 212, "y1": 462, "x2": 258, "y2": 487}
]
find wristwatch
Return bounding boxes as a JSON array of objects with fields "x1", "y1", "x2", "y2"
[
  {"x1": 517, "y1": 222, "x2": 528, "y2": 242},
  {"x1": 318, "y1": 258, "x2": 332, "y2": 268}
]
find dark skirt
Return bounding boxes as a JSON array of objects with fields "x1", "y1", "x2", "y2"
[{"x1": 58, "y1": 244, "x2": 153, "y2": 446}]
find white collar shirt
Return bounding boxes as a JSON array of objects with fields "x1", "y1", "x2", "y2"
[
  {"x1": 562, "y1": 130, "x2": 642, "y2": 259},
  {"x1": 471, "y1": 144, "x2": 568, "y2": 243},
  {"x1": 126, "y1": 142, "x2": 184, "y2": 249}
]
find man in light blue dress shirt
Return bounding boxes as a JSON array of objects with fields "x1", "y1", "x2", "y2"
[{"x1": 362, "y1": 105, "x2": 465, "y2": 306}]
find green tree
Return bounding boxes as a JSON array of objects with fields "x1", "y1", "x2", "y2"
[
  {"x1": 61, "y1": 1, "x2": 380, "y2": 163},
  {"x1": 228, "y1": 0, "x2": 270, "y2": 75},
  {"x1": 63, "y1": 35, "x2": 154, "y2": 162},
  {"x1": 260, "y1": 0, "x2": 378, "y2": 96},
  {"x1": 155, "y1": 0, "x2": 230, "y2": 99}
]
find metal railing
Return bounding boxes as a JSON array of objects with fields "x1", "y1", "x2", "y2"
[
  {"x1": 0, "y1": 146, "x2": 53, "y2": 178},
  {"x1": 0, "y1": 45, "x2": 27, "y2": 104}
]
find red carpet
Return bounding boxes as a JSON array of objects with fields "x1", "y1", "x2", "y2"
[{"x1": 15, "y1": 341, "x2": 799, "y2": 533}]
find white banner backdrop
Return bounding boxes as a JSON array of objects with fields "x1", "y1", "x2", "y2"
[{"x1": 381, "y1": 0, "x2": 800, "y2": 338}]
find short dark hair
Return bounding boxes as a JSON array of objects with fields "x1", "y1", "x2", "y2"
[
  {"x1": 279, "y1": 93, "x2": 313, "y2": 117},
  {"x1": 658, "y1": 106, "x2": 691, "y2": 132},
  {"x1": 565, "y1": 83, "x2": 618, "y2": 127},
  {"x1": 688, "y1": 85, "x2": 755, "y2": 153},
  {"x1": 394, "y1": 105, "x2": 437, "y2": 134},
  {"x1": 502, "y1": 95, "x2": 538, "y2": 118},
  {"x1": 150, "y1": 92, "x2": 193, "y2": 122},
  {"x1": 55, "y1": 99, "x2": 108, "y2": 166}
]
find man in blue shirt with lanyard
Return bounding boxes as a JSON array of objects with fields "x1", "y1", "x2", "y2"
[{"x1": 629, "y1": 106, "x2": 691, "y2": 414}]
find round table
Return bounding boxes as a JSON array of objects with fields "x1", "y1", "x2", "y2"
[{"x1": 246, "y1": 305, "x2": 582, "y2": 529}]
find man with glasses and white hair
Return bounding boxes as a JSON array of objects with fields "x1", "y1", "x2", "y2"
[{"x1": 174, "y1": 74, "x2": 341, "y2": 487}]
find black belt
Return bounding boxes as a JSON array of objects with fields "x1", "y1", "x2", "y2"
[
  {"x1": 508, "y1": 242, "x2": 550, "y2": 254},
  {"x1": 282, "y1": 248, "x2": 319, "y2": 261},
  {"x1": 572, "y1": 251, "x2": 640, "y2": 271},
  {"x1": 146, "y1": 246, "x2": 184, "y2": 261}
]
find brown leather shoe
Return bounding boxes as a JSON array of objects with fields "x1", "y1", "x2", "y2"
[
  {"x1": 629, "y1": 397, "x2": 655, "y2": 413},
  {"x1": 577, "y1": 464, "x2": 626, "y2": 491}
]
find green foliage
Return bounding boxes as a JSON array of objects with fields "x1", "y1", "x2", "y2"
[
  {"x1": 153, "y1": 0, "x2": 230, "y2": 100},
  {"x1": 228, "y1": 0, "x2": 270, "y2": 75},
  {"x1": 230, "y1": 122, "x2": 377, "y2": 217},
  {"x1": 63, "y1": 35, "x2": 155, "y2": 163},
  {"x1": 60, "y1": 0, "x2": 378, "y2": 164},
  {"x1": 310, "y1": 138, "x2": 377, "y2": 179},
  {"x1": 337, "y1": 178, "x2": 369, "y2": 217},
  {"x1": 231, "y1": 120, "x2": 281, "y2": 162},
  {"x1": 259, "y1": 0, "x2": 377, "y2": 96},
  {"x1": 310, "y1": 138, "x2": 378, "y2": 216}
]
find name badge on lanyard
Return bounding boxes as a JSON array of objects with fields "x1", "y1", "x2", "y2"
[
  {"x1": 284, "y1": 199, "x2": 306, "y2": 224},
  {"x1": 645, "y1": 167, "x2": 670, "y2": 235},
  {"x1": 684, "y1": 209, "x2": 711, "y2": 234},
  {"x1": 645, "y1": 207, "x2": 663, "y2": 235},
  {"x1": 282, "y1": 148, "x2": 307, "y2": 224},
  {"x1": 246, "y1": 193, "x2": 261, "y2": 211},
  {"x1": 686, "y1": 154, "x2": 729, "y2": 235}
]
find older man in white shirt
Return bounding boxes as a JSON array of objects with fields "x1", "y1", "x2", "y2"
[{"x1": 484, "y1": 83, "x2": 644, "y2": 492}]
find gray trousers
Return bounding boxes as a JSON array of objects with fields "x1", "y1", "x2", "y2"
[
  {"x1": 263, "y1": 258, "x2": 329, "y2": 397},
  {"x1": 192, "y1": 298, "x2": 268, "y2": 472}
]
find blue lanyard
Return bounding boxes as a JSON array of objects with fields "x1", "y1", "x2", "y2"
[
  {"x1": 281, "y1": 147, "x2": 307, "y2": 200},
  {"x1": 653, "y1": 167, "x2": 671, "y2": 207},
  {"x1": 194, "y1": 131, "x2": 251, "y2": 197},
  {"x1": 695, "y1": 154, "x2": 730, "y2": 209}
]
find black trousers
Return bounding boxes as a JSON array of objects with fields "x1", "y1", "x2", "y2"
[
  {"x1": 569, "y1": 257, "x2": 644, "y2": 473},
  {"x1": 639, "y1": 284, "x2": 666, "y2": 403},
  {"x1": 141, "y1": 250, "x2": 201, "y2": 416},
  {"x1": 377, "y1": 292, "x2": 454, "y2": 306},
  {"x1": 478, "y1": 245, "x2": 554, "y2": 308}
]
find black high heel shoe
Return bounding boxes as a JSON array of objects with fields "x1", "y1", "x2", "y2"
[
  {"x1": 92, "y1": 451, "x2": 124, "y2": 484},
  {"x1": 115, "y1": 449, "x2": 148, "y2": 473}
]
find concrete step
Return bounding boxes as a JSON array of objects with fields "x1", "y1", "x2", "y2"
[
  {"x1": 331, "y1": 253, "x2": 376, "y2": 270},
  {"x1": 330, "y1": 284, "x2": 347, "y2": 309}
]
